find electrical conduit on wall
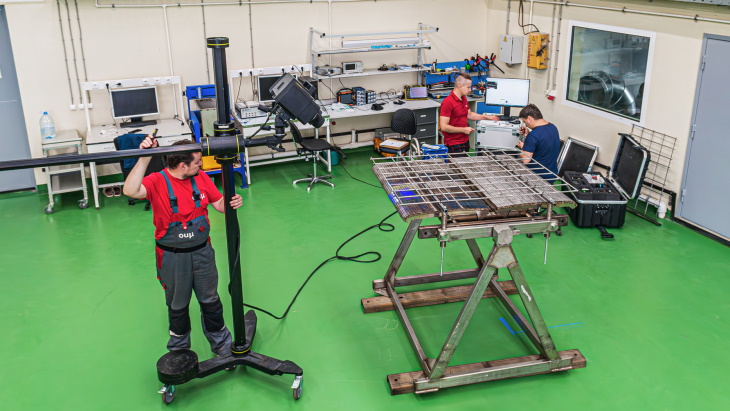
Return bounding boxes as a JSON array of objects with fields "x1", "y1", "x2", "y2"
[
  {"x1": 510, "y1": 0, "x2": 730, "y2": 99},
  {"x1": 93, "y1": 0, "x2": 369, "y2": 119}
]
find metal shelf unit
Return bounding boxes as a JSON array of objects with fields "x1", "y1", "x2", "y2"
[
  {"x1": 41, "y1": 130, "x2": 89, "y2": 213},
  {"x1": 309, "y1": 24, "x2": 438, "y2": 82},
  {"x1": 314, "y1": 67, "x2": 429, "y2": 80}
]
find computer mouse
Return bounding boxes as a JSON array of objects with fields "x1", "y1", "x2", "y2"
[
  {"x1": 371, "y1": 103, "x2": 383, "y2": 111},
  {"x1": 394, "y1": 100, "x2": 405, "y2": 105}
]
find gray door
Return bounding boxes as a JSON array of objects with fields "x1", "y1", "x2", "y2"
[
  {"x1": 678, "y1": 35, "x2": 730, "y2": 239},
  {"x1": 0, "y1": 6, "x2": 34, "y2": 192}
]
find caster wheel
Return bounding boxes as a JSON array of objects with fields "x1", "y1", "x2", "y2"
[
  {"x1": 292, "y1": 376, "x2": 303, "y2": 400},
  {"x1": 556, "y1": 229, "x2": 563, "y2": 236},
  {"x1": 78, "y1": 200, "x2": 89, "y2": 209},
  {"x1": 526, "y1": 233, "x2": 533, "y2": 238},
  {"x1": 161, "y1": 385, "x2": 175, "y2": 404},
  {"x1": 44, "y1": 206, "x2": 54, "y2": 214}
]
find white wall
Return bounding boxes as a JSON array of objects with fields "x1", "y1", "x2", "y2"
[
  {"x1": 6, "y1": 0, "x2": 727, "y2": 192},
  {"x1": 486, "y1": 0, "x2": 730, "y2": 193},
  {"x1": 3, "y1": 0, "x2": 487, "y2": 184}
]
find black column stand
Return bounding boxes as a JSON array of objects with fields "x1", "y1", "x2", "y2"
[{"x1": 155, "y1": 37, "x2": 303, "y2": 404}]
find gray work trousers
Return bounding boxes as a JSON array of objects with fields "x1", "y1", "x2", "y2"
[{"x1": 157, "y1": 243, "x2": 232, "y2": 354}]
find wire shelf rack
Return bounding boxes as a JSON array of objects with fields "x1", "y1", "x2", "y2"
[
  {"x1": 372, "y1": 152, "x2": 576, "y2": 222},
  {"x1": 626, "y1": 125, "x2": 677, "y2": 225}
]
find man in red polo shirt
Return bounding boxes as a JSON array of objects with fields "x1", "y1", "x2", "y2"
[{"x1": 439, "y1": 73, "x2": 499, "y2": 155}]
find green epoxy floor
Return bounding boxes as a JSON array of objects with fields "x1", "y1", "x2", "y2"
[{"x1": 1, "y1": 150, "x2": 729, "y2": 410}]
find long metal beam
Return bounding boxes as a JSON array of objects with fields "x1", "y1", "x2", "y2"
[
  {"x1": 0, "y1": 144, "x2": 201, "y2": 172},
  {"x1": 0, "y1": 132, "x2": 285, "y2": 173}
]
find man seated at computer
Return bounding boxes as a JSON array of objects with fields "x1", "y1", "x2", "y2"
[
  {"x1": 439, "y1": 73, "x2": 500, "y2": 155},
  {"x1": 517, "y1": 104, "x2": 560, "y2": 182}
]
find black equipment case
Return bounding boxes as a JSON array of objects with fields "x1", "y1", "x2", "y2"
[{"x1": 564, "y1": 134, "x2": 650, "y2": 239}]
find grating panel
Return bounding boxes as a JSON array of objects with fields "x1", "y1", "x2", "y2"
[{"x1": 373, "y1": 152, "x2": 576, "y2": 221}]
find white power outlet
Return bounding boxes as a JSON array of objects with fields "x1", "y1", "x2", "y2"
[
  {"x1": 142, "y1": 78, "x2": 149, "y2": 85},
  {"x1": 91, "y1": 82, "x2": 99, "y2": 89},
  {"x1": 70, "y1": 104, "x2": 76, "y2": 110},
  {"x1": 164, "y1": 77, "x2": 172, "y2": 84},
  {"x1": 154, "y1": 78, "x2": 161, "y2": 84}
]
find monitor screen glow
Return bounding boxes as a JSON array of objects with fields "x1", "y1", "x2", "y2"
[{"x1": 484, "y1": 78, "x2": 530, "y2": 107}]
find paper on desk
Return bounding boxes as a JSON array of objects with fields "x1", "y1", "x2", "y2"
[{"x1": 380, "y1": 139, "x2": 408, "y2": 149}]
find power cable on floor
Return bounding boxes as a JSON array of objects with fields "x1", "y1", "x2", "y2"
[
  {"x1": 338, "y1": 162, "x2": 382, "y2": 188},
  {"x1": 236, "y1": 210, "x2": 398, "y2": 320}
]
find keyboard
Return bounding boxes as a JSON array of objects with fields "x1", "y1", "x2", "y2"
[
  {"x1": 121, "y1": 120, "x2": 158, "y2": 128},
  {"x1": 498, "y1": 115, "x2": 517, "y2": 122}
]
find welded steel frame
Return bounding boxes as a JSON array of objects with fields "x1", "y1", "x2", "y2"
[{"x1": 371, "y1": 215, "x2": 584, "y2": 394}]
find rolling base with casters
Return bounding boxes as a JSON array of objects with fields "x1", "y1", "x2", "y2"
[
  {"x1": 156, "y1": 311, "x2": 304, "y2": 404},
  {"x1": 293, "y1": 153, "x2": 334, "y2": 192}
]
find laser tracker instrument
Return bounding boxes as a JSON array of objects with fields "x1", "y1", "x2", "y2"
[{"x1": 0, "y1": 37, "x2": 326, "y2": 404}]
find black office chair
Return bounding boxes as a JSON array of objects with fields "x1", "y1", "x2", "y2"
[
  {"x1": 379, "y1": 109, "x2": 417, "y2": 157},
  {"x1": 291, "y1": 121, "x2": 335, "y2": 192},
  {"x1": 113, "y1": 134, "x2": 166, "y2": 210}
]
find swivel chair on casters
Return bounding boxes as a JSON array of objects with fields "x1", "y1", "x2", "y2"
[
  {"x1": 291, "y1": 121, "x2": 335, "y2": 192},
  {"x1": 379, "y1": 109, "x2": 419, "y2": 157}
]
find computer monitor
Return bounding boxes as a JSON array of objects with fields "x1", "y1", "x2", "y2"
[
  {"x1": 110, "y1": 86, "x2": 159, "y2": 120},
  {"x1": 258, "y1": 74, "x2": 297, "y2": 103},
  {"x1": 484, "y1": 78, "x2": 530, "y2": 117}
]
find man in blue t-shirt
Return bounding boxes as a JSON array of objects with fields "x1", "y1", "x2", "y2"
[{"x1": 517, "y1": 104, "x2": 560, "y2": 182}]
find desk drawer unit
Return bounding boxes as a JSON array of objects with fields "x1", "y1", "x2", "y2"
[
  {"x1": 413, "y1": 108, "x2": 437, "y2": 125},
  {"x1": 413, "y1": 123, "x2": 437, "y2": 139},
  {"x1": 412, "y1": 107, "x2": 438, "y2": 145}
]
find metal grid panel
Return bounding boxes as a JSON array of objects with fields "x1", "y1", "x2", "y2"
[
  {"x1": 626, "y1": 125, "x2": 677, "y2": 224},
  {"x1": 373, "y1": 152, "x2": 575, "y2": 221}
]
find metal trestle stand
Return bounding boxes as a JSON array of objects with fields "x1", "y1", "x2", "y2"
[{"x1": 362, "y1": 153, "x2": 587, "y2": 395}]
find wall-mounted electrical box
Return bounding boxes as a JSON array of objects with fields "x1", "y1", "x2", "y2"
[
  {"x1": 527, "y1": 32, "x2": 549, "y2": 69},
  {"x1": 499, "y1": 35, "x2": 523, "y2": 64}
]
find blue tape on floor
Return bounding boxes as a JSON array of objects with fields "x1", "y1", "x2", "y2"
[{"x1": 499, "y1": 317, "x2": 516, "y2": 335}]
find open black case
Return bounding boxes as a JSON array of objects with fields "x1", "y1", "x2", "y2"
[{"x1": 561, "y1": 134, "x2": 650, "y2": 239}]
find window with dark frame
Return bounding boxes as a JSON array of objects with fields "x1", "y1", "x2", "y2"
[{"x1": 567, "y1": 25, "x2": 651, "y2": 121}]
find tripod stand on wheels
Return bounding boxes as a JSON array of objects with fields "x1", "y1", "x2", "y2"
[
  {"x1": 0, "y1": 36, "x2": 327, "y2": 405},
  {"x1": 154, "y1": 37, "x2": 321, "y2": 404}
]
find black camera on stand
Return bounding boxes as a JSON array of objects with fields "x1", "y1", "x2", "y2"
[{"x1": 256, "y1": 73, "x2": 324, "y2": 152}]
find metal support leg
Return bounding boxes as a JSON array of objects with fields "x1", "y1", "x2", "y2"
[
  {"x1": 386, "y1": 283, "x2": 432, "y2": 375},
  {"x1": 90, "y1": 161, "x2": 100, "y2": 209},
  {"x1": 382, "y1": 219, "x2": 421, "y2": 288},
  {"x1": 488, "y1": 276, "x2": 546, "y2": 358},
  {"x1": 428, "y1": 247, "x2": 498, "y2": 380},
  {"x1": 507, "y1": 261, "x2": 559, "y2": 360},
  {"x1": 465, "y1": 238, "x2": 486, "y2": 269}
]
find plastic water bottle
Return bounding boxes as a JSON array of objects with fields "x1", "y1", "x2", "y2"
[{"x1": 40, "y1": 111, "x2": 56, "y2": 139}]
